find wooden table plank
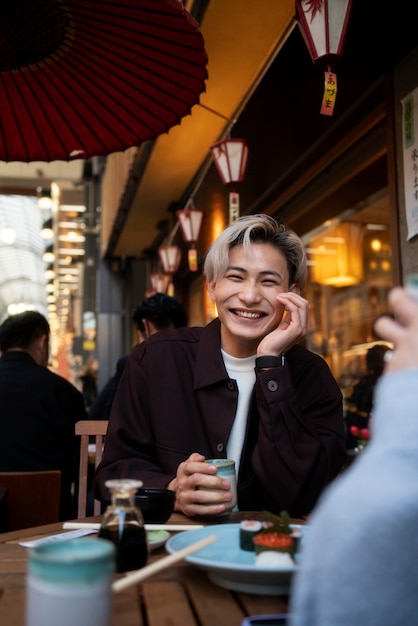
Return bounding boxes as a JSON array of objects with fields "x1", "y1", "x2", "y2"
[
  {"x1": 0, "y1": 588, "x2": 25, "y2": 626},
  {"x1": 142, "y1": 581, "x2": 196, "y2": 626},
  {"x1": 186, "y1": 575, "x2": 245, "y2": 626},
  {"x1": 238, "y1": 592, "x2": 289, "y2": 616},
  {"x1": 112, "y1": 587, "x2": 143, "y2": 626}
]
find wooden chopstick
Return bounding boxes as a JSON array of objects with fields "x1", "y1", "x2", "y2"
[
  {"x1": 62, "y1": 522, "x2": 205, "y2": 532},
  {"x1": 112, "y1": 534, "x2": 216, "y2": 593}
]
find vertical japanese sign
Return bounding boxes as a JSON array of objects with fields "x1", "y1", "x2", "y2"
[
  {"x1": 320, "y1": 71, "x2": 337, "y2": 116},
  {"x1": 401, "y1": 87, "x2": 418, "y2": 240}
]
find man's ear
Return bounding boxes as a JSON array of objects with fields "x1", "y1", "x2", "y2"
[
  {"x1": 207, "y1": 280, "x2": 217, "y2": 301},
  {"x1": 289, "y1": 283, "x2": 301, "y2": 295},
  {"x1": 35, "y1": 334, "x2": 49, "y2": 366},
  {"x1": 143, "y1": 318, "x2": 155, "y2": 338},
  {"x1": 146, "y1": 320, "x2": 159, "y2": 336}
]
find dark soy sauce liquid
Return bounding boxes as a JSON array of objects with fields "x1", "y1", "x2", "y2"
[{"x1": 98, "y1": 523, "x2": 148, "y2": 573}]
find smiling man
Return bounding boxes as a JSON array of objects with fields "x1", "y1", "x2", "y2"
[{"x1": 94, "y1": 214, "x2": 346, "y2": 517}]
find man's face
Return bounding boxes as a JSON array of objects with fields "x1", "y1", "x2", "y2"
[{"x1": 207, "y1": 243, "x2": 297, "y2": 357}]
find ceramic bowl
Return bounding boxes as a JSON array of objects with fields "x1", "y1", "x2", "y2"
[{"x1": 135, "y1": 488, "x2": 176, "y2": 523}]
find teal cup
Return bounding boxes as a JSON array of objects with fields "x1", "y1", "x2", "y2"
[
  {"x1": 205, "y1": 458, "x2": 237, "y2": 513},
  {"x1": 25, "y1": 538, "x2": 115, "y2": 626}
]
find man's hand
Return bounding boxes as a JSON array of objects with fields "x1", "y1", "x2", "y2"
[
  {"x1": 374, "y1": 287, "x2": 418, "y2": 374},
  {"x1": 257, "y1": 292, "x2": 309, "y2": 357},
  {"x1": 167, "y1": 452, "x2": 234, "y2": 516}
]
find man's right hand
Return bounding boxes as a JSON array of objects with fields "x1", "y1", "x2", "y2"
[{"x1": 167, "y1": 452, "x2": 233, "y2": 517}]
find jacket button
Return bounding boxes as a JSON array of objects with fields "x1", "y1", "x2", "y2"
[
  {"x1": 216, "y1": 443, "x2": 224, "y2": 453},
  {"x1": 267, "y1": 380, "x2": 279, "y2": 392},
  {"x1": 227, "y1": 381, "x2": 235, "y2": 391}
]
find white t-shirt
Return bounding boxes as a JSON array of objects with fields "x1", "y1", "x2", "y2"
[{"x1": 221, "y1": 350, "x2": 256, "y2": 478}]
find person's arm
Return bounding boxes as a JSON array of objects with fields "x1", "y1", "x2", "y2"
[{"x1": 289, "y1": 287, "x2": 418, "y2": 625}]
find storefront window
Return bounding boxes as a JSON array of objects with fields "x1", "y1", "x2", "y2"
[{"x1": 302, "y1": 189, "x2": 392, "y2": 392}]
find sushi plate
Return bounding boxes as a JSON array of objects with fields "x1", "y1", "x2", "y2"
[{"x1": 165, "y1": 523, "x2": 305, "y2": 595}]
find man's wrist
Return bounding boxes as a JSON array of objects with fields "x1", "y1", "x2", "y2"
[{"x1": 255, "y1": 354, "x2": 286, "y2": 369}]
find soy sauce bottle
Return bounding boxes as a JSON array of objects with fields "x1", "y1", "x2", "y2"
[{"x1": 98, "y1": 479, "x2": 148, "y2": 573}]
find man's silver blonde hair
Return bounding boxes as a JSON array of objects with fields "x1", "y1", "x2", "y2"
[{"x1": 203, "y1": 214, "x2": 308, "y2": 289}]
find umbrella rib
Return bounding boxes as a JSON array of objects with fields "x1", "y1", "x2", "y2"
[
  {"x1": 70, "y1": 19, "x2": 207, "y2": 85},
  {"x1": 62, "y1": 49, "x2": 202, "y2": 119},
  {"x1": 44, "y1": 58, "x2": 161, "y2": 142},
  {"x1": 52, "y1": 65, "x2": 172, "y2": 139},
  {"x1": 63, "y1": 36, "x2": 206, "y2": 103},
  {"x1": 11, "y1": 69, "x2": 84, "y2": 160},
  {"x1": 68, "y1": 3, "x2": 207, "y2": 76},
  {"x1": 79, "y1": 24, "x2": 207, "y2": 76},
  {"x1": 28, "y1": 65, "x2": 123, "y2": 157},
  {"x1": 71, "y1": 1, "x2": 206, "y2": 57},
  {"x1": 0, "y1": 73, "x2": 31, "y2": 161}
]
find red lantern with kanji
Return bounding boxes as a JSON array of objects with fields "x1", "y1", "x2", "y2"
[
  {"x1": 210, "y1": 138, "x2": 249, "y2": 223},
  {"x1": 295, "y1": 0, "x2": 353, "y2": 115}
]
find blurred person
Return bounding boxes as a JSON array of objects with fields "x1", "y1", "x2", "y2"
[
  {"x1": 94, "y1": 214, "x2": 345, "y2": 517},
  {"x1": 289, "y1": 286, "x2": 418, "y2": 626},
  {"x1": 344, "y1": 343, "x2": 391, "y2": 450},
  {"x1": 88, "y1": 293, "x2": 187, "y2": 421},
  {"x1": 0, "y1": 311, "x2": 88, "y2": 519},
  {"x1": 79, "y1": 355, "x2": 99, "y2": 409}
]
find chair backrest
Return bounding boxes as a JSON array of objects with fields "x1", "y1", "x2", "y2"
[
  {"x1": 75, "y1": 420, "x2": 108, "y2": 518},
  {"x1": 0, "y1": 470, "x2": 61, "y2": 532}
]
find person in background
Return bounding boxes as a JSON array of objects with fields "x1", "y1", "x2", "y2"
[
  {"x1": 289, "y1": 286, "x2": 418, "y2": 626},
  {"x1": 0, "y1": 311, "x2": 87, "y2": 519},
  {"x1": 344, "y1": 343, "x2": 391, "y2": 450},
  {"x1": 88, "y1": 293, "x2": 187, "y2": 421},
  {"x1": 94, "y1": 214, "x2": 346, "y2": 516},
  {"x1": 79, "y1": 355, "x2": 99, "y2": 409}
]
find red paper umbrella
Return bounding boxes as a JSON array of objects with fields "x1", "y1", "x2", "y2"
[{"x1": 0, "y1": 0, "x2": 208, "y2": 162}]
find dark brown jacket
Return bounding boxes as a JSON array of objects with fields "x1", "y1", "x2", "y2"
[{"x1": 94, "y1": 319, "x2": 345, "y2": 516}]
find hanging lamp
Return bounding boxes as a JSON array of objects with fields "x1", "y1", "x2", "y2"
[
  {"x1": 176, "y1": 203, "x2": 204, "y2": 271},
  {"x1": 295, "y1": 0, "x2": 353, "y2": 116},
  {"x1": 210, "y1": 137, "x2": 249, "y2": 223}
]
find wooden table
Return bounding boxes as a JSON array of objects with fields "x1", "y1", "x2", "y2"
[{"x1": 0, "y1": 511, "x2": 300, "y2": 626}]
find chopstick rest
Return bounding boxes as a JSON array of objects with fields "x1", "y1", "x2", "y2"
[{"x1": 112, "y1": 534, "x2": 217, "y2": 593}]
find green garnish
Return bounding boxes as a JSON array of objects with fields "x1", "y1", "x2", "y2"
[{"x1": 261, "y1": 510, "x2": 292, "y2": 535}]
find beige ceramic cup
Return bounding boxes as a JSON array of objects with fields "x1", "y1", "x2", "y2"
[{"x1": 204, "y1": 459, "x2": 237, "y2": 513}]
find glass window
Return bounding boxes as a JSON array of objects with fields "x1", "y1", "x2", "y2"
[{"x1": 303, "y1": 188, "x2": 392, "y2": 392}]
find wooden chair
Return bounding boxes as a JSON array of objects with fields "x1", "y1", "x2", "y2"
[
  {"x1": 0, "y1": 470, "x2": 61, "y2": 532},
  {"x1": 75, "y1": 420, "x2": 108, "y2": 518}
]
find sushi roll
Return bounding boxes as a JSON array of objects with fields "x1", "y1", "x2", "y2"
[
  {"x1": 239, "y1": 520, "x2": 263, "y2": 551},
  {"x1": 252, "y1": 531, "x2": 295, "y2": 557}
]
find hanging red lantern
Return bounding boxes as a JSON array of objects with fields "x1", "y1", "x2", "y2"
[
  {"x1": 210, "y1": 138, "x2": 249, "y2": 223},
  {"x1": 295, "y1": 0, "x2": 353, "y2": 116},
  {"x1": 158, "y1": 244, "x2": 182, "y2": 296},
  {"x1": 158, "y1": 245, "x2": 182, "y2": 274},
  {"x1": 149, "y1": 273, "x2": 171, "y2": 295},
  {"x1": 176, "y1": 206, "x2": 204, "y2": 272}
]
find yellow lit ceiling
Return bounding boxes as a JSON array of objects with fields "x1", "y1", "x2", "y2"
[{"x1": 101, "y1": 0, "x2": 296, "y2": 258}]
